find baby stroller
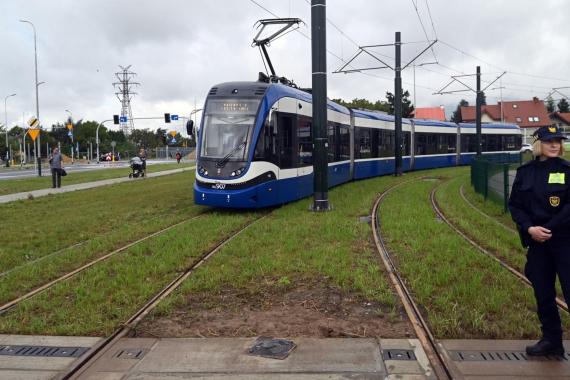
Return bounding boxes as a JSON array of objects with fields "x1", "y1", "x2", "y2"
[{"x1": 129, "y1": 156, "x2": 145, "y2": 178}]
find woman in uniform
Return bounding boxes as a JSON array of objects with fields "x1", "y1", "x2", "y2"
[{"x1": 509, "y1": 125, "x2": 570, "y2": 356}]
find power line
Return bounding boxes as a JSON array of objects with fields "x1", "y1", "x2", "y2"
[
  {"x1": 409, "y1": 0, "x2": 438, "y2": 62},
  {"x1": 424, "y1": 0, "x2": 438, "y2": 40}
]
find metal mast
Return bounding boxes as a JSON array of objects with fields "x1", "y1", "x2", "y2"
[{"x1": 113, "y1": 65, "x2": 139, "y2": 135}]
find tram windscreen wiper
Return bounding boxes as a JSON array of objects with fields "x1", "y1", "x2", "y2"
[{"x1": 216, "y1": 141, "x2": 247, "y2": 168}]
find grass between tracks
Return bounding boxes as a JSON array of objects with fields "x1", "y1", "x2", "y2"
[
  {"x1": 436, "y1": 172, "x2": 567, "y2": 301},
  {"x1": 0, "y1": 162, "x2": 193, "y2": 196},
  {"x1": 146, "y1": 171, "x2": 441, "y2": 326},
  {"x1": 0, "y1": 211, "x2": 258, "y2": 335},
  {"x1": 381, "y1": 176, "x2": 542, "y2": 339},
  {"x1": 0, "y1": 171, "x2": 202, "y2": 305}
]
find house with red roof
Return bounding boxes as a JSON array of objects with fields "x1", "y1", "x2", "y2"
[
  {"x1": 460, "y1": 97, "x2": 551, "y2": 143},
  {"x1": 413, "y1": 106, "x2": 446, "y2": 121}
]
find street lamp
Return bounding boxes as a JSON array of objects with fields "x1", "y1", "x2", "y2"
[
  {"x1": 4, "y1": 93, "x2": 16, "y2": 167},
  {"x1": 20, "y1": 19, "x2": 42, "y2": 177}
]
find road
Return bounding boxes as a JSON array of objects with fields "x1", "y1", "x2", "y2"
[{"x1": 0, "y1": 159, "x2": 185, "y2": 180}]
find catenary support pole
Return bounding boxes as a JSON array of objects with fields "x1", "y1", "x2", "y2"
[
  {"x1": 476, "y1": 66, "x2": 482, "y2": 156},
  {"x1": 394, "y1": 31, "x2": 403, "y2": 176},
  {"x1": 311, "y1": 0, "x2": 330, "y2": 211}
]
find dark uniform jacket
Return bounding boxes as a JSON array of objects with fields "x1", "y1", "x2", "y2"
[{"x1": 509, "y1": 157, "x2": 570, "y2": 247}]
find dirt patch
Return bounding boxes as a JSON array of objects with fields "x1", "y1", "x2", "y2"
[{"x1": 135, "y1": 282, "x2": 413, "y2": 339}]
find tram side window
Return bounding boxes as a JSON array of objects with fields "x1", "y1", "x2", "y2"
[
  {"x1": 437, "y1": 134, "x2": 457, "y2": 154},
  {"x1": 460, "y1": 135, "x2": 477, "y2": 153},
  {"x1": 370, "y1": 129, "x2": 379, "y2": 158},
  {"x1": 415, "y1": 133, "x2": 437, "y2": 155},
  {"x1": 379, "y1": 130, "x2": 395, "y2": 157},
  {"x1": 277, "y1": 112, "x2": 295, "y2": 169},
  {"x1": 484, "y1": 134, "x2": 500, "y2": 152},
  {"x1": 502, "y1": 135, "x2": 518, "y2": 151},
  {"x1": 254, "y1": 114, "x2": 278, "y2": 165},
  {"x1": 298, "y1": 116, "x2": 312, "y2": 167},
  {"x1": 327, "y1": 123, "x2": 336, "y2": 162},
  {"x1": 355, "y1": 127, "x2": 372, "y2": 159},
  {"x1": 339, "y1": 126, "x2": 350, "y2": 161},
  {"x1": 404, "y1": 132, "x2": 411, "y2": 155}
]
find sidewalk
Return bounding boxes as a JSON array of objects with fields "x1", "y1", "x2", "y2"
[{"x1": 0, "y1": 166, "x2": 195, "y2": 204}]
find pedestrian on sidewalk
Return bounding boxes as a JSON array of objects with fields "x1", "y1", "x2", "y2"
[
  {"x1": 509, "y1": 125, "x2": 570, "y2": 357},
  {"x1": 175, "y1": 150, "x2": 182, "y2": 164},
  {"x1": 49, "y1": 147, "x2": 64, "y2": 188},
  {"x1": 138, "y1": 148, "x2": 147, "y2": 176}
]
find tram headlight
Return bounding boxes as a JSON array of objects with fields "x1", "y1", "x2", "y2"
[{"x1": 231, "y1": 167, "x2": 245, "y2": 177}]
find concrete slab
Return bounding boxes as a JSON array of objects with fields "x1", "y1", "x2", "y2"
[
  {"x1": 0, "y1": 335, "x2": 101, "y2": 379},
  {"x1": 126, "y1": 375, "x2": 385, "y2": 380},
  {"x1": 441, "y1": 340, "x2": 570, "y2": 378},
  {"x1": 0, "y1": 369, "x2": 60, "y2": 380},
  {"x1": 135, "y1": 338, "x2": 384, "y2": 373},
  {"x1": 381, "y1": 339, "x2": 434, "y2": 378}
]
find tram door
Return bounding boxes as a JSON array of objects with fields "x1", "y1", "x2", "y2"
[{"x1": 297, "y1": 101, "x2": 313, "y2": 198}]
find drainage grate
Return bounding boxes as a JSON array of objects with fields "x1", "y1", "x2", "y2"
[
  {"x1": 383, "y1": 349, "x2": 417, "y2": 361},
  {"x1": 450, "y1": 350, "x2": 569, "y2": 362},
  {"x1": 114, "y1": 348, "x2": 147, "y2": 359},
  {"x1": 248, "y1": 337, "x2": 296, "y2": 360},
  {"x1": 0, "y1": 345, "x2": 89, "y2": 358}
]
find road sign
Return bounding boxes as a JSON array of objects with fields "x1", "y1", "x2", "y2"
[
  {"x1": 119, "y1": 116, "x2": 127, "y2": 123},
  {"x1": 28, "y1": 117, "x2": 39, "y2": 127},
  {"x1": 171, "y1": 114, "x2": 179, "y2": 121},
  {"x1": 68, "y1": 131, "x2": 73, "y2": 138},
  {"x1": 66, "y1": 123, "x2": 73, "y2": 130},
  {"x1": 28, "y1": 128, "x2": 40, "y2": 141},
  {"x1": 169, "y1": 131, "x2": 177, "y2": 137},
  {"x1": 171, "y1": 138, "x2": 177, "y2": 144},
  {"x1": 111, "y1": 141, "x2": 116, "y2": 148}
]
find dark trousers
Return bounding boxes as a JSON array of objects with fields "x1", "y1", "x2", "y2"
[
  {"x1": 525, "y1": 239, "x2": 570, "y2": 343},
  {"x1": 51, "y1": 168, "x2": 61, "y2": 188}
]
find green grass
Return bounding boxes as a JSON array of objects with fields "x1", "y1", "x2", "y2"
[
  {"x1": 0, "y1": 162, "x2": 193, "y2": 196},
  {"x1": 0, "y1": 171, "x2": 203, "y2": 304},
  {"x1": 148, "y1": 171, "x2": 442, "y2": 325},
  {"x1": 381, "y1": 177, "x2": 541, "y2": 339},
  {"x1": 0, "y1": 211, "x2": 258, "y2": 335},
  {"x1": 436, "y1": 172, "x2": 525, "y2": 271}
]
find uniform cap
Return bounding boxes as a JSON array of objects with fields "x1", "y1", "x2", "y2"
[{"x1": 533, "y1": 125, "x2": 567, "y2": 141}]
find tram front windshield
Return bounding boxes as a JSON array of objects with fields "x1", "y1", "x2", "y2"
[{"x1": 200, "y1": 99, "x2": 260, "y2": 162}]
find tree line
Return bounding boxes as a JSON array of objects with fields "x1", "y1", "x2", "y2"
[{"x1": 0, "y1": 118, "x2": 194, "y2": 160}]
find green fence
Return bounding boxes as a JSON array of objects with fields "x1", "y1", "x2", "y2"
[{"x1": 470, "y1": 153, "x2": 522, "y2": 213}]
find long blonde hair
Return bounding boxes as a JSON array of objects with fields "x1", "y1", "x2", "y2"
[{"x1": 532, "y1": 139, "x2": 565, "y2": 157}]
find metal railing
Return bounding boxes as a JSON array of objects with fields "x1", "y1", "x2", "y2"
[{"x1": 470, "y1": 153, "x2": 521, "y2": 213}]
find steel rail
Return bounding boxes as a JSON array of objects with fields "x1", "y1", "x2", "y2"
[
  {"x1": 458, "y1": 183, "x2": 516, "y2": 234},
  {"x1": 431, "y1": 185, "x2": 569, "y2": 313},
  {"x1": 0, "y1": 212, "x2": 209, "y2": 314},
  {"x1": 371, "y1": 180, "x2": 455, "y2": 380},
  {"x1": 59, "y1": 213, "x2": 269, "y2": 380}
]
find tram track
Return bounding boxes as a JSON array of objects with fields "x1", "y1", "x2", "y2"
[
  {"x1": 371, "y1": 179, "x2": 455, "y2": 380},
  {"x1": 59, "y1": 212, "x2": 269, "y2": 380},
  {"x1": 431, "y1": 182, "x2": 569, "y2": 314},
  {"x1": 0, "y1": 210, "x2": 212, "y2": 314},
  {"x1": 458, "y1": 183, "x2": 517, "y2": 234}
]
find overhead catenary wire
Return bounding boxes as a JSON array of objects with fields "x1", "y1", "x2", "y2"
[{"x1": 409, "y1": 0, "x2": 438, "y2": 62}]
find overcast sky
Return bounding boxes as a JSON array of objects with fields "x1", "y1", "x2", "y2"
[{"x1": 1, "y1": 0, "x2": 569, "y2": 132}]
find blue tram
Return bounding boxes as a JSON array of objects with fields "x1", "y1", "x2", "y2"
[{"x1": 193, "y1": 81, "x2": 521, "y2": 208}]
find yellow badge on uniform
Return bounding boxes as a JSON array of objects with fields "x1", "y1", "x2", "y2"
[
  {"x1": 548, "y1": 172, "x2": 565, "y2": 184},
  {"x1": 550, "y1": 196, "x2": 561, "y2": 207},
  {"x1": 549, "y1": 127, "x2": 557, "y2": 133}
]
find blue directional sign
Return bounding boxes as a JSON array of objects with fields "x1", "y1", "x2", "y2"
[
  {"x1": 68, "y1": 131, "x2": 73, "y2": 137},
  {"x1": 171, "y1": 138, "x2": 177, "y2": 144},
  {"x1": 171, "y1": 114, "x2": 179, "y2": 121},
  {"x1": 119, "y1": 116, "x2": 128, "y2": 123}
]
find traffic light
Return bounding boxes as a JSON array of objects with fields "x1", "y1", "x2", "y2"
[
  {"x1": 186, "y1": 120, "x2": 194, "y2": 136},
  {"x1": 113, "y1": 115, "x2": 120, "y2": 124},
  {"x1": 164, "y1": 113, "x2": 171, "y2": 123}
]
